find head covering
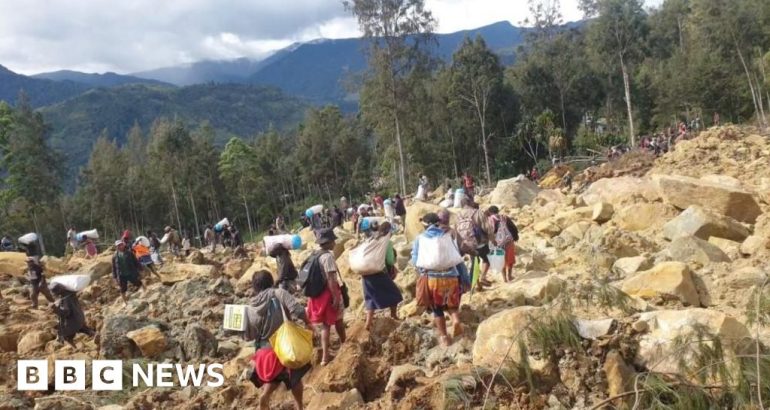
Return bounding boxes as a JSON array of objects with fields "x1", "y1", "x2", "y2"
[
  {"x1": 115, "y1": 240, "x2": 125, "y2": 247},
  {"x1": 316, "y1": 228, "x2": 337, "y2": 245},
  {"x1": 121, "y1": 230, "x2": 131, "y2": 240},
  {"x1": 422, "y1": 213, "x2": 440, "y2": 226},
  {"x1": 487, "y1": 205, "x2": 500, "y2": 215},
  {"x1": 164, "y1": 226, "x2": 172, "y2": 233}
]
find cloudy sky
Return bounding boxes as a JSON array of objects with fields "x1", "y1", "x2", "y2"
[{"x1": 0, "y1": 0, "x2": 660, "y2": 75}]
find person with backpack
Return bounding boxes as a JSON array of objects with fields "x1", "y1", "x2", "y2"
[
  {"x1": 300, "y1": 228, "x2": 346, "y2": 366},
  {"x1": 358, "y1": 221, "x2": 402, "y2": 330},
  {"x1": 412, "y1": 213, "x2": 468, "y2": 346},
  {"x1": 50, "y1": 282, "x2": 95, "y2": 349},
  {"x1": 487, "y1": 206, "x2": 519, "y2": 282},
  {"x1": 244, "y1": 270, "x2": 309, "y2": 410},
  {"x1": 112, "y1": 240, "x2": 144, "y2": 305},
  {"x1": 456, "y1": 198, "x2": 493, "y2": 291},
  {"x1": 27, "y1": 257, "x2": 54, "y2": 309},
  {"x1": 270, "y1": 244, "x2": 298, "y2": 293}
]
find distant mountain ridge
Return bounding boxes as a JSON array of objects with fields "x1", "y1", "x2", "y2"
[
  {"x1": 0, "y1": 64, "x2": 90, "y2": 107},
  {"x1": 32, "y1": 70, "x2": 172, "y2": 88}
]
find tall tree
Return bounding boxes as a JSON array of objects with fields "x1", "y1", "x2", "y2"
[
  {"x1": 587, "y1": 0, "x2": 648, "y2": 145},
  {"x1": 449, "y1": 36, "x2": 505, "y2": 185},
  {"x1": 344, "y1": 0, "x2": 436, "y2": 195}
]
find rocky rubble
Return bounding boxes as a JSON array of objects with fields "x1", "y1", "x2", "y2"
[{"x1": 1, "y1": 125, "x2": 769, "y2": 409}]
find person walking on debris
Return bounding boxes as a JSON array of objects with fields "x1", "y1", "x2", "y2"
[
  {"x1": 562, "y1": 171, "x2": 573, "y2": 190},
  {"x1": 132, "y1": 238, "x2": 160, "y2": 279},
  {"x1": 229, "y1": 226, "x2": 242, "y2": 249},
  {"x1": 412, "y1": 213, "x2": 469, "y2": 346},
  {"x1": 1, "y1": 235, "x2": 13, "y2": 251},
  {"x1": 275, "y1": 215, "x2": 288, "y2": 234},
  {"x1": 361, "y1": 222, "x2": 402, "y2": 330},
  {"x1": 204, "y1": 225, "x2": 216, "y2": 252},
  {"x1": 488, "y1": 206, "x2": 519, "y2": 282},
  {"x1": 112, "y1": 240, "x2": 144, "y2": 305},
  {"x1": 182, "y1": 234, "x2": 191, "y2": 257},
  {"x1": 244, "y1": 270, "x2": 309, "y2": 410},
  {"x1": 50, "y1": 283, "x2": 95, "y2": 349},
  {"x1": 394, "y1": 194, "x2": 406, "y2": 222},
  {"x1": 271, "y1": 244, "x2": 298, "y2": 293},
  {"x1": 304, "y1": 228, "x2": 346, "y2": 365},
  {"x1": 121, "y1": 230, "x2": 133, "y2": 248},
  {"x1": 462, "y1": 171, "x2": 476, "y2": 200},
  {"x1": 163, "y1": 226, "x2": 182, "y2": 259},
  {"x1": 457, "y1": 197, "x2": 493, "y2": 291},
  {"x1": 66, "y1": 227, "x2": 78, "y2": 255},
  {"x1": 27, "y1": 257, "x2": 54, "y2": 309},
  {"x1": 148, "y1": 231, "x2": 163, "y2": 266}
]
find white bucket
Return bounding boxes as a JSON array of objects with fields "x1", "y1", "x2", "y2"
[
  {"x1": 488, "y1": 246, "x2": 505, "y2": 273},
  {"x1": 453, "y1": 189, "x2": 465, "y2": 208},
  {"x1": 18, "y1": 233, "x2": 38, "y2": 245}
]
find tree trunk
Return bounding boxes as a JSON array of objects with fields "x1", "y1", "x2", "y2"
[
  {"x1": 32, "y1": 209, "x2": 46, "y2": 255},
  {"x1": 242, "y1": 195, "x2": 253, "y2": 238},
  {"x1": 188, "y1": 188, "x2": 200, "y2": 241},
  {"x1": 735, "y1": 42, "x2": 765, "y2": 129},
  {"x1": 448, "y1": 126, "x2": 459, "y2": 178},
  {"x1": 170, "y1": 181, "x2": 183, "y2": 232},
  {"x1": 393, "y1": 102, "x2": 407, "y2": 195},
  {"x1": 559, "y1": 90, "x2": 568, "y2": 132},
  {"x1": 619, "y1": 54, "x2": 636, "y2": 146}
]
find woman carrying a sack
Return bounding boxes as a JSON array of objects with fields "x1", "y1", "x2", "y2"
[
  {"x1": 412, "y1": 213, "x2": 469, "y2": 346},
  {"x1": 244, "y1": 270, "x2": 310, "y2": 410},
  {"x1": 359, "y1": 222, "x2": 402, "y2": 330}
]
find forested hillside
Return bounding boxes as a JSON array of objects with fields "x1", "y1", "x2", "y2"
[
  {"x1": 0, "y1": 64, "x2": 89, "y2": 107},
  {"x1": 40, "y1": 83, "x2": 308, "y2": 174}
]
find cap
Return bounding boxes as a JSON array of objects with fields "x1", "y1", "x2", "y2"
[
  {"x1": 316, "y1": 228, "x2": 337, "y2": 245},
  {"x1": 115, "y1": 240, "x2": 125, "y2": 247}
]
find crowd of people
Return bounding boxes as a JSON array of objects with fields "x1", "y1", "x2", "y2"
[{"x1": 6, "y1": 172, "x2": 525, "y2": 410}]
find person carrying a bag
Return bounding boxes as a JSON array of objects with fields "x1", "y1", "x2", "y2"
[
  {"x1": 412, "y1": 213, "x2": 469, "y2": 346},
  {"x1": 352, "y1": 221, "x2": 403, "y2": 330},
  {"x1": 244, "y1": 270, "x2": 310, "y2": 410},
  {"x1": 488, "y1": 206, "x2": 519, "y2": 282}
]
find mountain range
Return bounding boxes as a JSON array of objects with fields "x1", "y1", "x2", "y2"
[{"x1": 0, "y1": 20, "x2": 567, "y2": 176}]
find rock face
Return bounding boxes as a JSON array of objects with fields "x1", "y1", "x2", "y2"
[
  {"x1": 654, "y1": 174, "x2": 762, "y2": 223},
  {"x1": 614, "y1": 202, "x2": 678, "y2": 232},
  {"x1": 612, "y1": 256, "x2": 652, "y2": 278},
  {"x1": 181, "y1": 324, "x2": 218, "y2": 359},
  {"x1": 634, "y1": 309, "x2": 750, "y2": 373},
  {"x1": 663, "y1": 206, "x2": 750, "y2": 242},
  {"x1": 159, "y1": 263, "x2": 218, "y2": 284},
  {"x1": 306, "y1": 389, "x2": 364, "y2": 410},
  {"x1": 404, "y1": 201, "x2": 446, "y2": 241},
  {"x1": 100, "y1": 315, "x2": 164, "y2": 359},
  {"x1": 667, "y1": 236, "x2": 730, "y2": 265},
  {"x1": 125, "y1": 326, "x2": 167, "y2": 358},
  {"x1": 581, "y1": 176, "x2": 659, "y2": 206},
  {"x1": 0, "y1": 252, "x2": 27, "y2": 276},
  {"x1": 472, "y1": 306, "x2": 544, "y2": 369},
  {"x1": 17, "y1": 330, "x2": 55, "y2": 355},
  {"x1": 620, "y1": 262, "x2": 701, "y2": 306},
  {"x1": 741, "y1": 235, "x2": 768, "y2": 256},
  {"x1": 489, "y1": 176, "x2": 540, "y2": 209},
  {"x1": 591, "y1": 202, "x2": 614, "y2": 224},
  {"x1": 603, "y1": 351, "x2": 636, "y2": 403}
]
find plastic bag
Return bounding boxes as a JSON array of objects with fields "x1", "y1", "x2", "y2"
[
  {"x1": 415, "y1": 233, "x2": 464, "y2": 271},
  {"x1": 135, "y1": 236, "x2": 151, "y2": 248},
  {"x1": 49, "y1": 274, "x2": 91, "y2": 292},
  {"x1": 488, "y1": 246, "x2": 505, "y2": 273},
  {"x1": 269, "y1": 305, "x2": 313, "y2": 369},
  {"x1": 349, "y1": 236, "x2": 389, "y2": 276},
  {"x1": 18, "y1": 233, "x2": 38, "y2": 245}
]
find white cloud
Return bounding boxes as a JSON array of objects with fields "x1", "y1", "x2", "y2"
[{"x1": 0, "y1": 0, "x2": 664, "y2": 75}]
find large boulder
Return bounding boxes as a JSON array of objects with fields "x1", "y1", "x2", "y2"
[
  {"x1": 158, "y1": 263, "x2": 218, "y2": 285},
  {"x1": 614, "y1": 202, "x2": 678, "y2": 232},
  {"x1": 81, "y1": 255, "x2": 114, "y2": 280},
  {"x1": 741, "y1": 235, "x2": 769, "y2": 256},
  {"x1": 552, "y1": 207, "x2": 594, "y2": 229},
  {"x1": 404, "y1": 201, "x2": 446, "y2": 241},
  {"x1": 306, "y1": 389, "x2": 364, "y2": 410},
  {"x1": 0, "y1": 326, "x2": 19, "y2": 352},
  {"x1": 0, "y1": 252, "x2": 27, "y2": 276},
  {"x1": 100, "y1": 315, "x2": 165, "y2": 359},
  {"x1": 222, "y1": 258, "x2": 251, "y2": 279},
  {"x1": 489, "y1": 176, "x2": 540, "y2": 209},
  {"x1": 472, "y1": 306, "x2": 544, "y2": 369},
  {"x1": 591, "y1": 202, "x2": 614, "y2": 224},
  {"x1": 663, "y1": 206, "x2": 750, "y2": 242},
  {"x1": 634, "y1": 309, "x2": 750, "y2": 374},
  {"x1": 620, "y1": 262, "x2": 701, "y2": 306},
  {"x1": 612, "y1": 256, "x2": 652, "y2": 278},
  {"x1": 181, "y1": 324, "x2": 218, "y2": 360},
  {"x1": 654, "y1": 174, "x2": 762, "y2": 223},
  {"x1": 667, "y1": 236, "x2": 730, "y2": 265},
  {"x1": 581, "y1": 176, "x2": 660, "y2": 206},
  {"x1": 125, "y1": 326, "x2": 168, "y2": 358},
  {"x1": 332, "y1": 227, "x2": 354, "y2": 258},
  {"x1": 17, "y1": 330, "x2": 55, "y2": 355}
]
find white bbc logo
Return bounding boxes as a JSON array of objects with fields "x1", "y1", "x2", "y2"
[{"x1": 17, "y1": 360, "x2": 123, "y2": 391}]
